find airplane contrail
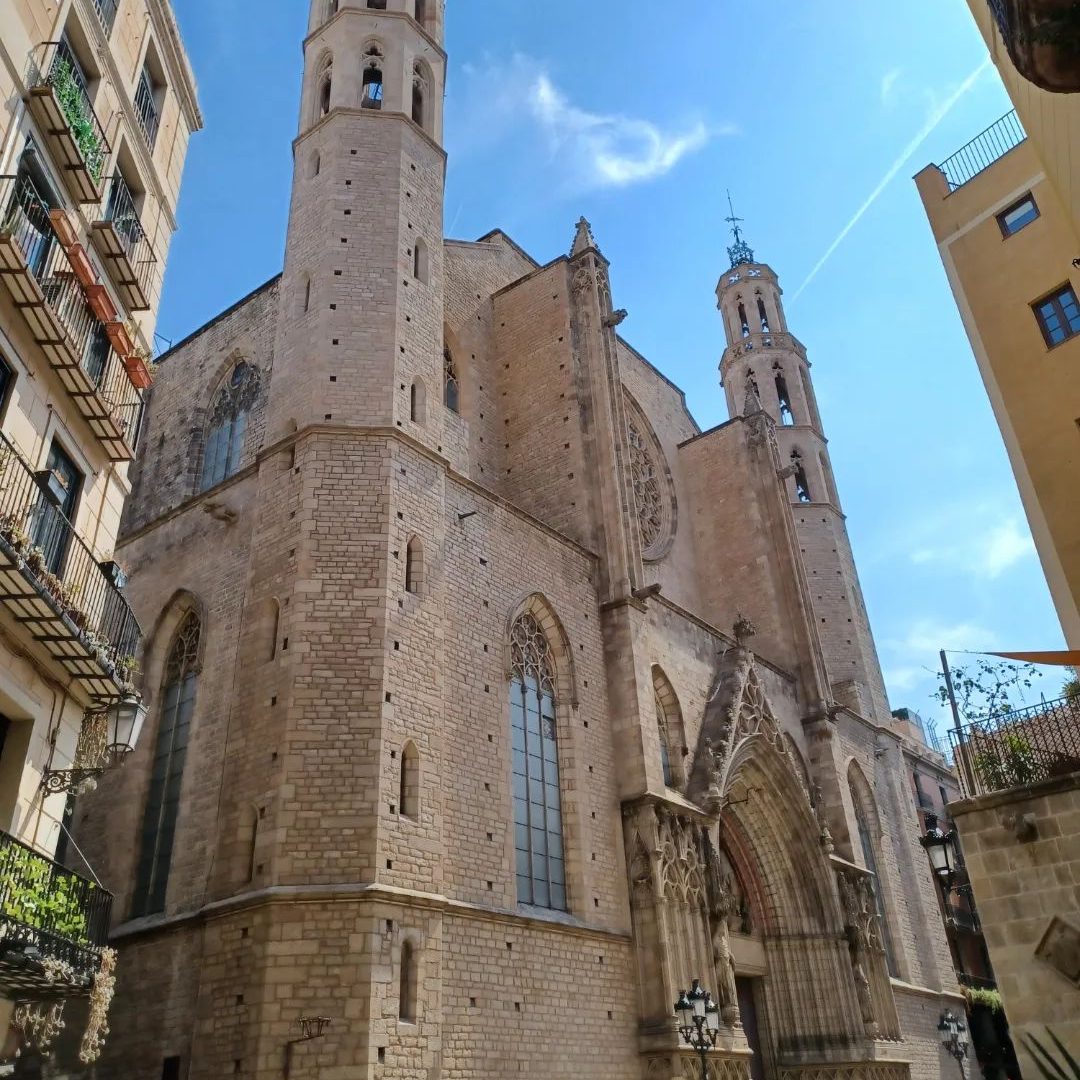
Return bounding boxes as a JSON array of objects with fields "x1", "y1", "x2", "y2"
[{"x1": 792, "y1": 56, "x2": 992, "y2": 302}]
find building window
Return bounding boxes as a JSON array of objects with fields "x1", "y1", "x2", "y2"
[
  {"x1": 791, "y1": 452, "x2": 811, "y2": 503},
  {"x1": 414, "y1": 0, "x2": 427, "y2": 24},
  {"x1": 757, "y1": 296, "x2": 770, "y2": 332},
  {"x1": 362, "y1": 64, "x2": 384, "y2": 110},
  {"x1": 132, "y1": 611, "x2": 202, "y2": 917},
  {"x1": 510, "y1": 613, "x2": 566, "y2": 910},
  {"x1": 201, "y1": 363, "x2": 259, "y2": 491},
  {"x1": 775, "y1": 368, "x2": 794, "y2": 425},
  {"x1": 399, "y1": 941, "x2": 417, "y2": 1021},
  {"x1": 738, "y1": 302, "x2": 750, "y2": 337},
  {"x1": 400, "y1": 742, "x2": 419, "y2": 819},
  {"x1": 134, "y1": 58, "x2": 164, "y2": 151},
  {"x1": 997, "y1": 193, "x2": 1039, "y2": 237},
  {"x1": 410, "y1": 380, "x2": 426, "y2": 424},
  {"x1": 652, "y1": 668, "x2": 685, "y2": 790},
  {"x1": 443, "y1": 347, "x2": 459, "y2": 413},
  {"x1": 0, "y1": 353, "x2": 13, "y2": 420},
  {"x1": 849, "y1": 774, "x2": 900, "y2": 978},
  {"x1": 161, "y1": 1058, "x2": 181, "y2": 1080},
  {"x1": 405, "y1": 537, "x2": 423, "y2": 594},
  {"x1": 656, "y1": 690, "x2": 673, "y2": 787},
  {"x1": 1033, "y1": 285, "x2": 1080, "y2": 347},
  {"x1": 413, "y1": 238, "x2": 429, "y2": 283},
  {"x1": 32, "y1": 439, "x2": 82, "y2": 575},
  {"x1": 412, "y1": 63, "x2": 427, "y2": 129}
]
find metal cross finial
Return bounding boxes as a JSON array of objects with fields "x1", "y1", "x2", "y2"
[{"x1": 724, "y1": 189, "x2": 756, "y2": 270}]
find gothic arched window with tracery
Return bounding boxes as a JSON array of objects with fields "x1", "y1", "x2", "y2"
[
  {"x1": 627, "y1": 421, "x2": 664, "y2": 552},
  {"x1": 443, "y1": 346, "x2": 459, "y2": 413},
  {"x1": 132, "y1": 611, "x2": 201, "y2": 916},
  {"x1": 509, "y1": 612, "x2": 566, "y2": 910},
  {"x1": 201, "y1": 363, "x2": 259, "y2": 492}
]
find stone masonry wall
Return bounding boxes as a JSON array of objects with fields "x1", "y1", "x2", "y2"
[{"x1": 952, "y1": 774, "x2": 1080, "y2": 1074}]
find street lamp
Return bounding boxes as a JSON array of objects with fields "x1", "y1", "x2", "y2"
[
  {"x1": 920, "y1": 813, "x2": 961, "y2": 893},
  {"x1": 675, "y1": 979, "x2": 720, "y2": 1079},
  {"x1": 41, "y1": 694, "x2": 149, "y2": 795},
  {"x1": 938, "y1": 1009, "x2": 970, "y2": 1076}
]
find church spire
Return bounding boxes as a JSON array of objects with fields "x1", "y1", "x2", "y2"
[
  {"x1": 725, "y1": 191, "x2": 755, "y2": 270},
  {"x1": 571, "y1": 216, "x2": 600, "y2": 257}
]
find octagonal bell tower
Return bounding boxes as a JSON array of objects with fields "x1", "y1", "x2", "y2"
[
  {"x1": 268, "y1": 0, "x2": 447, "y2": 447},
  {"x1": 717, "y1": 212, "x2": 891, "y2": 722}
]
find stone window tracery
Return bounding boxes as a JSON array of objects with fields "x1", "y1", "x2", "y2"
[
  {"x1": 625, "y1": 402, "x2": 675, "y2": 559},
  {"x1": 656, "y1": 689, "x2": 673, "y2": 787},
  {"x1": 510, "y1": 612, "x2": 566, "y2": 910},
  {"x1": 443, "y1": 346, "x2": 459, "y2": 413},
  {"x1": 201, "y1": 362, "x2": 259, "y2": 492}
]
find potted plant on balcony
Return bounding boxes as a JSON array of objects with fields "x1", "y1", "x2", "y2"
[{"x1": 50, "y1": 59, "x2": 105, "y2": 184}]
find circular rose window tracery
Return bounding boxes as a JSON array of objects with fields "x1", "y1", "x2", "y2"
[{"x1": 625, "y1": 396, "x2": 676, "y2": 560}]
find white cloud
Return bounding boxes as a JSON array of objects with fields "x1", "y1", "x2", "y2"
[
  {"x1": 909, "y1": 515, "x2": 1036, "y2": 580},
  {"x1": 880, "y1": 67, "x2": 903, "y2": 105},
  {"x1": 528, "y1": 73, "x2": 714, "y2": 188},
  {"x1": 892, "y1": 619, "x2": 998, "y2": 656},
  {"x1": 449, "y1": 55, "x2": 724, "y2": 193}
]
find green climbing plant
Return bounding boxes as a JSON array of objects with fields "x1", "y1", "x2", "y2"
[
  {"x1": 50, "y1": 58, "x2": 105, "y2": 184},
  {"x1": 0, "y1": 842, "x2": 92, "y2": 944},
  {"x1": 963, "y1": 985, "x2": 1004, "y2": 1013}
]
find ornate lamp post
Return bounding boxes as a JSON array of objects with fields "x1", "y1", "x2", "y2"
[
  {"x1": 920, "y1": 814, "x2": 961, "y2": 894},
  {"x1": 675, "y1": 979, "x2": 720, "y2": 1079},
  {"x1": 938, "y1": 1009, "x2": 970, "y2": 1077}
]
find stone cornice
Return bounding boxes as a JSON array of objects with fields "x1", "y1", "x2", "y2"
[{"x1": 110, "y1": 881, "x2": 633, "y2": 945}]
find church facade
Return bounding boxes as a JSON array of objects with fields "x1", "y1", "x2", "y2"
[{"x1": 63, "y1": 2, "x2": 965, "y2": 1078}]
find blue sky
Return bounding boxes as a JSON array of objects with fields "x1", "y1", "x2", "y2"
[{"x1": 164, "y1": 0, "x2": 1067, "y2": 735}]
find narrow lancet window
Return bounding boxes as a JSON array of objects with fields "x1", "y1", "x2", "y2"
[
  {"x1": 792, "y1": 453, "x2": 811, "y2": 503},
  {"x1": 757, "y1": 296, "x2": 770, "y2": 332},
  {"x1": 775, "y1": 369, "x2": 794, "y2": 426},
  {"x1": 738, "y1": 302, "x2": 750, "y2": 338},
  {"x1": 510, "y1": 612, "x2": 566, "y2": 910},
  {"x1": 444, "y1": 347, "x2": 459, "y2": 413}
]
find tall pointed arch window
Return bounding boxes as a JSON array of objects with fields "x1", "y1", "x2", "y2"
[
  {"x1": 510, "y1": 613, "x2": 566, "y2": 910},
  {"x1": 774, "y1": 367, "x2": 794, "y2": 426},
  {"x1": 738, "y1": 302, "x2": 750, "y2": 337},
  {"x1": 201, "y1": 363, "x2": 259, "y2": 492},
  {"x1": 656, "y1": 689, "x2": 673, "y2": 787},
  {"x1": 849, "y1": 773, "x2": 900, "y2": 978},
  {"x1": 791, "y1": 452, "x2": 811, "y2": 503},
  {"x1": 652, "y1": 668, "x2": 685, "y2": 790},
  {"x1": 757, "y1": 295, "x2": 771, "y2": 332},
  {"x1": 132, "y1": 612, "x2": 201, "y2": 917}
]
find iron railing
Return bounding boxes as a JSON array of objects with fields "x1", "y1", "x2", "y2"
[
  {"x1": 938, "y1": 110, "x2": 1027, "y2": 192},
  {"x1": 0, "y1": 172, "x2": 145, "y2": 446},
  {"x1": 0, "y1": 430, "x2": 141, "y2": 661},
  {"x1": 92, "y1": 0, "x2": 119, "y2": 35},
  {"x1": 0, "y1": 830, "x2": 112, "y2": 984},
  {"x1": 133, "y1": 68, "x2": 160, "y2": 150},
  {"x1": 29, "y1": 41, "x2": 111, "y2": 185},
  {"x1": 950, "y1": 695, "x2": 1080, "y2": 797},
  {"x1": 99, "y1": 172, "x2": 158, "y2": 298},
  {"x1": 958, "y1": 972, "x2": 997, "y2": 991}
]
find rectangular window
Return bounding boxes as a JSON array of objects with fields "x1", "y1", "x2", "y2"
[
  {"x1": 1033, "y1": 285, "x2": 1080, "y2": 347},
  {"x1": 134, "y1": 64, "x2": 162, "y2": 149},
  {"x1": 32, "y1": 439, "x2": 82, "y2": 575},
  {"x1": 161, "y1": 1057, "x2": 181, "y2": 1080},
  {"x1": 0, "y1": 353, "x2": 13, "y2": 421},
  {"x1": 997, "y1": 193, "x2": 1039, "y2": 237}
]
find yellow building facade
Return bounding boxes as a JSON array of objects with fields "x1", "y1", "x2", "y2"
[{"x1": 915, "y1": 4, "x2": 1080, "y2": 648}]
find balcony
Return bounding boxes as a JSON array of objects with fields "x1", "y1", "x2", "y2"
[
  {"x1": 958, "y1": 973, "x2": 997, "y2": 991},
  {"x1": 25, "y1": 41, "x2": 111, "y2": 204},
  {"x1": 0, "y1": 431, "x2": 141, "y2": 699},
  {"x1": 724, "y1": 330, "x2": 808, "y2": 364},
  {"x1": 938, "y1": 110, "x2": 1027, "y2": 192},
  {"x1": 133, "y1": 69, "x2": 161, "y2": 151},
  {"x1": 951, "y1": 695, "x2": 1080, "y2": 797},
  {"x1": 90, "y1": 175, "x2": 157, "y2": 312},
  {"x1": 987, "y1": 0, "x2": 1080, "y2": 94},
  {"x1": 92, "y1": 0, "x2": 119, "y2": 36},
  {"x1": 0, "y1": 830, "x2": 112, "y2": 998},
  {"x1": 0, "y1": 174, "x2": 145, "y2": 461}
]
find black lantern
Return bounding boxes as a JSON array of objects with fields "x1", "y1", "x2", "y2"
[
  {"x1": 920, "y1": 813, "x2": 960, "y2": 891},
  {"x1": 938, "y1": 1008, "x2": 970, "y2": 1069},
  {"x1": 674, "y1": 980, "x2": 720, "y2": 1080}
]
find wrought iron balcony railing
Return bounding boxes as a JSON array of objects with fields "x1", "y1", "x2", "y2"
[
  {"x1": 950, "y1": 695, "x2": 1080, "y2": 797},
  {"x1": 946, "y1": 902, "x2": 981, "y2": 934},
  {"x1": 92, "y1": 0, "x2": 119, "y2": 35},
  {"x1": 0, "y1": 429, "x2": 141, "y2": 685},
  {"x1": 938, "y1": 110, "x2": 1027, "y2": 192},
  {"x1": 0, "y1": 172, "x2": 145, "y2": 460},
  {"x1": 133, "y1": 69, "x2": 161, "y2": 151},
  {"x1": 26, "y1": 41, "x2": 111, "y2": 203},
  {"x1": 958, "y1": 972, "x2": 997, "y2": 992},
  {"x1": 0, "y1": 830, "x2": 113, "y2": 996},
  {"x1": 91, "y1": 173, "x2": 157, "y2": 312}
]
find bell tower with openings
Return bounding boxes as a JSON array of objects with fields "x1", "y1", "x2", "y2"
[
  {"x1": 268, "y1": 0, "x2": 447, "y2": 446},
  {"x1": 717, "y1": 208, "x2": 891, "y2": 723}
]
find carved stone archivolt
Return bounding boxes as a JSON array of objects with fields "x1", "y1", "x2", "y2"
[{"x1": 691, "y1": 641, "x2": 810, "y2": 816}]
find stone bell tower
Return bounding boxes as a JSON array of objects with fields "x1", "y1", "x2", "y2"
[
  {"x1": 268, "y1": 0, "x2": 447, "y2": 448},
  {"x1": 717, "y1": 211, "x2": 890, "y2": 722}
]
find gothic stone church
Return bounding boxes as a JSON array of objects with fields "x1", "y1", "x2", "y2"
[{"x1": 67, "y1": 2, "x2": 963, "y2": 1078}]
